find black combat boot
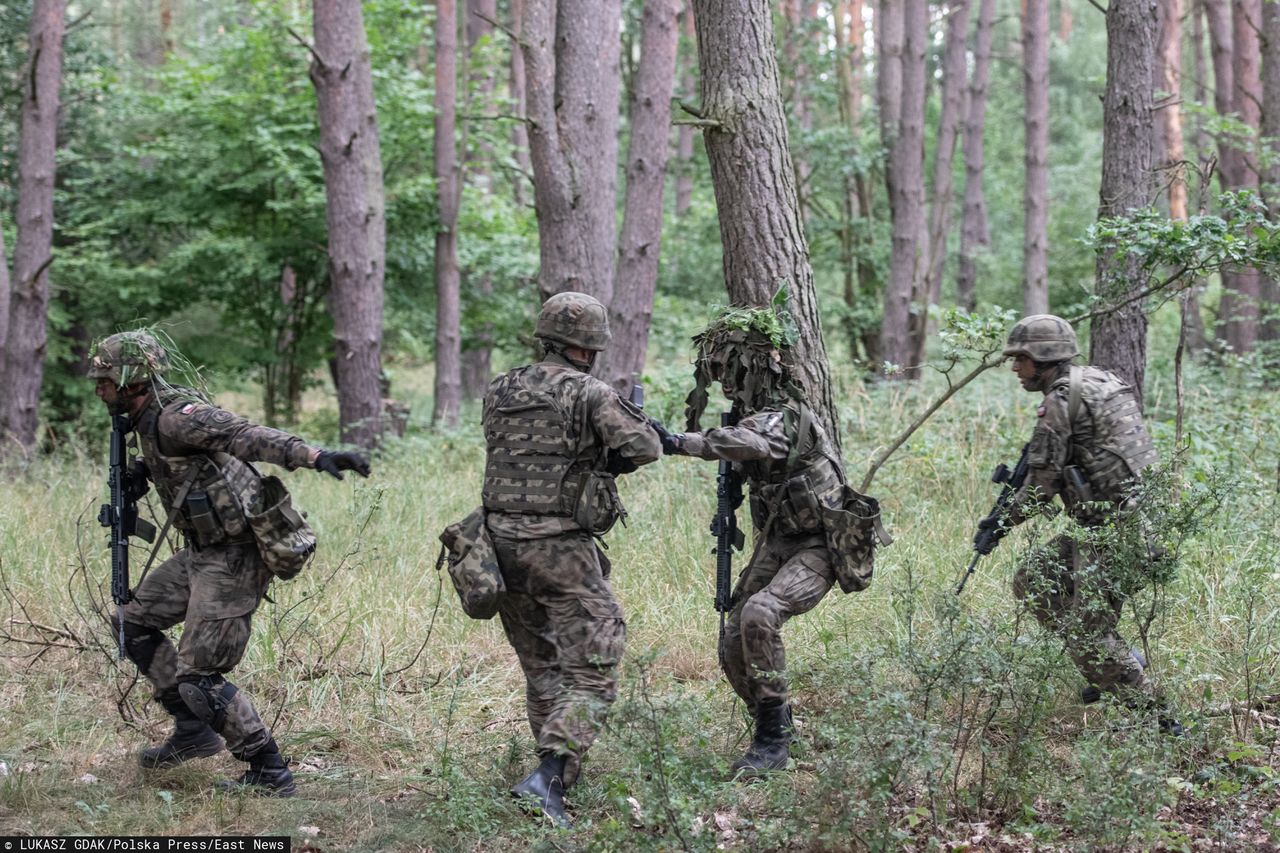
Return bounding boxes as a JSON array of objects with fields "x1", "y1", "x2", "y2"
[
  {"x1": 139, "y1": 691, "x2": 224, "y2": 769},
  {"x1": 732, "y1": 697, "x2": 792, "y2": 775},
  {"x1": 511, "y1": 753, "x2": 570, "y2": 827},
  {"x1": 217, "y1": 739, "x2": 297, "y2": 798}
]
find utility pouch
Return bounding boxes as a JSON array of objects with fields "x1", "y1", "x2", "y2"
[
  {"x1": 245, "y1": 475, "x2": 316, "y2": 580},
  {"x1": 438, "y1": 507, "x2": 505, "y2": 619},
  {"x1": 574, "y1": 472, "x2": 626, "y2": 535},
  {"x1": 184, "y1": 491, "x2": 223, "y2": 545},
  {"x1": 785, "y1": 474, "x2": 823, "y2": 533},
  {"x1": 819, "y1": 484, "x2": 892, "y2": 593}
]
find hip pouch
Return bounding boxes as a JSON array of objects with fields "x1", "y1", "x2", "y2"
[
  {"x1": 819, "y1": 483, "x2": 893, "y2": 593},
  {"x1": 438, "y1": 506, "x2": 505, "y2": 619},
  {"x1": 245, "y1": 475, "x2": 316, "y2": 580},
  {"x1": 574, "y1": 471, "x2": 626, "y2": 535}
]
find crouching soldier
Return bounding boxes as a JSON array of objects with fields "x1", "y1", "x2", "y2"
[
  {"x1": 89, "y1": 329, "x2": 370, "y2": 796},
  {"x1": 654, "y1": 307, "x2": 889, "y2": 775}
]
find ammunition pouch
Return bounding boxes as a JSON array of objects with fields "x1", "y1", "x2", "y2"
[
  {"x1": 574, "y1": 471, "x2": 626, "y2": 535},
  {"x1": 438, "y1": 506, "x2": 505, "y2": 619},
  {"x1": 245, "y1": 475, "x2": 316, "y2": 580},
  {"x1": 819, "y1": 483, "x2": 892, "y2": 593}
]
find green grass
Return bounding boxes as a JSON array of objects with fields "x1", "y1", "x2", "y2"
[{"x1": 2, "y1": 355, "x2": 1280, "y2": 851}]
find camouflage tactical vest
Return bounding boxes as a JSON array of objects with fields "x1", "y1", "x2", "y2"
[
  {"x1": 745, "y1": 403, "x2": 844, "y2": 537},
  {"x1": 481, "y1": 366, "x2": 594, "y2": 517},
  {"x1": 1057, "y1": 366, "x2": 1159, "y2": 506},
  {"x1": 138, "y1": 401, "x2": 261, "y2": 547}
]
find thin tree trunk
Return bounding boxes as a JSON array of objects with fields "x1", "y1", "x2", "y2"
[
  {"x1": 1058, "y1": 0, "x2": 1073, "y2": 40},
  {"x1": 433, "y1": 0, "x2": 462, "y2": 428},
  {"x1": 1259, "y1": 0, "x2": 1280, "y2": 341},
  {"x1": 2, "y1": 0, "x2": 65, "y2": 457},
  {"x1": 916, "y1": 0, "x2": 971, "y2": 369},
  {"x1": 1158, "y1": 0, "x2": 1187, "y2": 220},
  {"x1": 781, "y1": 0, "x2": 812, "y2": 209},
  {"x1": 1023, "y1": 0, "x2": 1050, "y2": 315},
  {"x1": 1184, "y1": 0, "x2": 1210, "y2": 351},
  {"x1": 879, "y1": 0, "x2": 927, "y2": 378},
  {"x1": 462, "y1": 0, "x2": 498, "y2": 400},
  {"x1": 1229, "y1": 0, "x2": 1265, "y2": 350},
  {"x1": 958, "y1": 0, "x2": 995, "y2": 311},
  {"x1": 0, "y1": 226, "x2": 7, "y2": 365},
  {"x1": 692, "y1": 0, "x2": 841, "y2": 448},
  {"x1": 160, "y1": 0, "x2": 174, "y2": 56},
  {"x1": 509, "y1": 0, "x2": 533, "y2": 208},
  {"x1": 675, "y1": 3, "x2": 697, "y2": 218},
  {"x1": 599, "y1": 0, "x2": 681, "y2": 394},
  {"x1": 521, "y1": 0, "x2": 622, "y2": 303},
  {"x1": 311, "y1": 0, "x2": 387, "y2": 448},
  {"x1": 1091, "y1": 0, "x2": 1157, "y2": 406}
]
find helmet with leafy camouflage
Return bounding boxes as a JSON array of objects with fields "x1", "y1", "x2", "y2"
[
  {"x1": 684, "y1": 297, "x2": 804, "y2": 431},
  {"x1": 1002, "y1": 314, "x2": 1080, "y2": 363},
  {"x1": 87, "y1": 330, "x2": 170, "y2": 387},
  {"x1": 535, "y1": 292, "x2": 612, "y2": 352}
]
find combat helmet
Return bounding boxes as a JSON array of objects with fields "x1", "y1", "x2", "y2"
[
  {"x1": 684, "y1": 297, "x2": 804, "y2": 431},
  {"x1": 535, "y1": 292, "x2": 611, "y2": 352},
  {"x1": 1003, "y1": 314, "x2": 1080, "y2": 363},
  {"x1": 87, "y1": 330, "x2": 170, "y2": 387}
]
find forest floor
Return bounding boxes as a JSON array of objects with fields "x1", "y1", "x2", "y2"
[{"x1": 3, "y1": 355, "x2": 1280, "y2": 851}]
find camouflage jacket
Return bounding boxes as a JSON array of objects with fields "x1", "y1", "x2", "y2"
[
  {"x1": 482, "y1": 353, "x2": 660, "y2": 540},
  {"x1": 1007, "y1": 364, "x2": 1158, "y2": 526},
  {"x1": 681, "y1": 403, "x2": 845, "y2": 537},
  {"x1": 134, "y1": 393, "x2": 319, "y2": 545}
]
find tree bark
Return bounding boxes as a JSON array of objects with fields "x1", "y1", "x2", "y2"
[
  {"x1": 781, "y1": 0, "x2": 812, "y2": 208},
  {"x1": 461, "y1": 0, "x2": 498, "y2": 400},
  {"x1": 1260, "y1": 0, "x2": 1280, "y2": 341},
  {"x1": 692, "y1": 0, "x2": 840, "y2": 448},
  {"x1": 2, "y1": 0, "x2": 65, "y2": 457},
  {"x1": 957, "y1": 0, "x2": 996, "y2": 311},
  {"x1": 917, "y1": 0, "x2": 971, "y2": 369},
  {"x1": 675, "y1": 3, "x2": 698, "y2": 218},
  {"x1": 599, "y1": 0, "x2": 681, "y2": 394},
  {"x1": 1090, "y1": 0, "x2": 1157, "y2": 406},
  {"x1": 508, "y1": 0, "x2": 533, "y2": 208},
  {"x1": 879, "y1": 0, "x2": 928, "y2": 377},
  {"x1": 521, "y1": 0, "x2": 622, "y2": 303},
  {"x1": 1023, "y1": 0, "x2": 1051, "y2": 315},
  {"x1": 1157, "y1": 0, "x2": 1187, "y2": 220},
  {"x1": 311, "y1": 0, "x2": 387, "y2": 448},
  {"x1": 433, "y1": 0, "x2": 463, "y2": 428},
  {"x1": 1225, "y1": 0, "x2": 1264, "y2": 350}
]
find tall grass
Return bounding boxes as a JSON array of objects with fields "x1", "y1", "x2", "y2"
[{"x1": 1, "y1": 353, "x2": 1279, "y2": 850}]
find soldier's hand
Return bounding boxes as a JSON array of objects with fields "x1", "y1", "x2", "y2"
[
  {"x1": 973, "y1": 516, "x2": 1000, "y2": 555},
  {"x1": 315, "y1": 450, "x2": 372, "y2": 480},
  {"x1": 124, "y1": 460, "x2": 151, "y2": 502},
  {"x1": 605, "y1": 449, "x2": 639, "y2": 476},
  {"x1": 647, "y1": 418, "x2": 685, "y2": 455}
]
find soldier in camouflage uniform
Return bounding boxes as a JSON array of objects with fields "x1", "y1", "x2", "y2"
[
  {"x1": 655, "y1": 310, "x2": 887, "y2": 774},
  {"x1": 88, "y1": 330, "x2": 371, "y2": 796},
  {"x1": 484, "y1": 293, "x2": 661, "y2": 825},
  {"x1": 989, "y1": 314, "x2": 1180, "y2": 733}
]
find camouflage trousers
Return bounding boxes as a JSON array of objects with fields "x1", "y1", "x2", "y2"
[
  {"x1": 1013, "y1": 533, "x2": 1150, "y2": 700},
  {"x1": 115, "y1": 541, "x2": 274, "y2": 757},
  {"x1": 493, "y1": 532, "x2": 625, "y2": 788},
  {"x1": 720, "y1": 532, "x2": 836, "y2": 710}
]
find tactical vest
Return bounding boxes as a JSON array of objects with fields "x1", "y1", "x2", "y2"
[
  {"x1": 1057, "y1": 366, "x2": 1159, "y2": 506},
  {"x1": 138, "y1": 401, "x2": 261, "y2": 547},
  {"x1": 481, "y1": 367, "x2": 594, "y2": 517},
  {"x1": 745, "y1": 403, "x2": 845, "y2": 537}
]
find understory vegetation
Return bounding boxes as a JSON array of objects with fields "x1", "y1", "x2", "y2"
[{"x1": 3, "y1": 302, "x2": 1279, "y2": 851}]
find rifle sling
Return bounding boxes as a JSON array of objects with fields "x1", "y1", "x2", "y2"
[{"x1": 134, "y1": 468, "x2": 199, "y2": 591}]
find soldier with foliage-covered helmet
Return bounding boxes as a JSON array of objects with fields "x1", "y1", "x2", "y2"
[
  {"x1": 988, "y1": 313, "x2": 1180, "y2": 733},
  {"x1": 477, "y1": 291, "x2": 660, "y2": 826},
  {"x1": 655, "y1": 297, "x2": 890, "y2": 777},
  {"x1": 88, "y1": 328, "x2": 371, "y2": 797}
]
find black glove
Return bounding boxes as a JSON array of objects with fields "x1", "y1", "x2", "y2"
[
  {"x1": 605, "y1": 449, "x2": 639, "y2": 476},
  {"x1": 648, "y1": 417, "x2": 685, "y2": 456},
  {"x1": 315, "y1": 449, "x2": 372, "y2": 480},
  {"x1": 124, "y1": 459, "x2": 151, "y2": 502},
  {"x1": 973, "y1": 516, "x2": 1001, "y2": 555}
]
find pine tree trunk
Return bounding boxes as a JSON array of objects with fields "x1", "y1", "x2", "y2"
[
  {"x1": 781, "y1": 0, "x2": 812, "y2": 208},
  {"x1": 0, "y1": 226, "x2": 9, "y2": 367},
  {"x1": 692, "y1": 0, "x2": 841, "y2": 449},
  {"x1": 879, "y1": 0, "x2": 928, "y2": 378},
  {"x1": 1158, "y1": 0, "x2": 1187, "y2": 220},
  {"x1": 461, "y1": 0, "x2": 498, "y2": 400},
  {"x1": 674, "y1": 3, "x2": 697, "y2": 218},
  {"x1": 1023, "y1": 0, "x2": 1051, "y2": 315},
  {"x1": 957, "y1": 0, "x2": 995, "y2": 311},
  {"x1": 1091, "y1": 0, "x2": 1157, "y2": 406},
  {"x1": 509, "y1": 0, "x2": 533, "y2": 208},
  {"x1": 917, "y1": 0, "x2": 971, "y2": 369},
  {"x1": 1259, "y1": 0, "x2": 1280, "y2": 342},
  {"x1": 521, "y1": 0, "x2": 622, "y2": 303},
  {"x1": 2, "y1": 0, "x2": 65, "y2": 457},
  {"x1": 311, "y1": 0, "x2": 387, "y2": 448},
  {"x1": 433, "y1": 0, "x2": 462, "y2": 428},
  {"x1": 599, "y1": 0, "x2": 681, "y2": 394}
]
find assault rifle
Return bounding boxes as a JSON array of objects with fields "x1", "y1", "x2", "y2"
[
  {"x1": 710, "y1": 413, "x2": 745, "y2": 645},
  {"x1": 98, "y1": 415, "x2": 156, "y2": 656},
  {"x1": 955, "y1": 442, "x2": 1030, "y2": 595}
]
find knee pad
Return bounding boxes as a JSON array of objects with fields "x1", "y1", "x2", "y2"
[
  {"x1": 121, "y1": 622, "x2": 164, "y2": 675},
  {"x1": 177, "y1": 676, "x2": 239, "y2": 733}
]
